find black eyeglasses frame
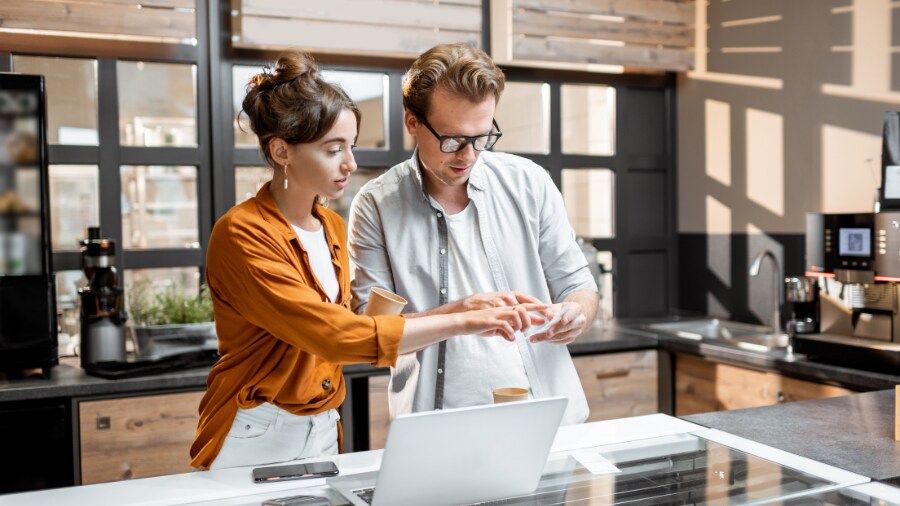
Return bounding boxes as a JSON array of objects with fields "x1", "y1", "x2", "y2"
[{"x1": 417, "y1": 115, "x2": 503, "y2": 153}]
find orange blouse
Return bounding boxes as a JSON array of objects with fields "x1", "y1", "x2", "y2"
[{"x1": 190, "y1": 183, "x2": 404, "y2": 469}]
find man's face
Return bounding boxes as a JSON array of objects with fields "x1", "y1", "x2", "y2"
[{"x1": 405, "y1": 87, "x2": 497, "y2": 188}]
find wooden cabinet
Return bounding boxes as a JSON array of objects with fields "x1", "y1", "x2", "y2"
[
  {"x1": 674, "y1": 354, "x2": 855, "y2": 416},
  {"x1": 368, "y1": 374, "x2": 391, "y2": 450},
  {"x1": 573, "y1": 351, "x2": 658, "y2": 422},
  {"x1": 366, "y1": 350, "x2": 659, "y2": 449},
  {"x1": 78, "y1": 390, "x2": 204, "y2": 484}
]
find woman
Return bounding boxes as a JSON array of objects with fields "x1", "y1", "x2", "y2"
[{"x1": 190, "y1": 50, "x2": 539, "y2": 470}]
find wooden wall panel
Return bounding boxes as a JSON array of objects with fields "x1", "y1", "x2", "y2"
[
  {"x1": 233, "y1": 0, "x2": 482, "y2": 58},
  {"x1": 493, "y1": 0, "x2": 695, "y2": 72},
  {"x1": 0, "y1": 0, "x2": 196, "y2": 42}
]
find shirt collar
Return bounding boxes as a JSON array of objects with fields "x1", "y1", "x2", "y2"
[
  {"x1": 253, "y1": 182, "x2": 341, "y2": 251},
  {"x1": 409, "y1": 148, "x2": 486, "y2": 204}
]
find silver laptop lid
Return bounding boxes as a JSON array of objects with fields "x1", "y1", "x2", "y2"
[{"x1": 371, "y1": 397, "x2": 568, "y2": 506}]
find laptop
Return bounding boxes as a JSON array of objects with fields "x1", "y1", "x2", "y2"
[{"x1": 327, "y1": 397, "x2": 567, "y2": 506}]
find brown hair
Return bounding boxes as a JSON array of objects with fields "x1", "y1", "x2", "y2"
[
  {"x1": 241, "y1": 50, "x2": 361, "y2": 167},
  {"x1": 402, "y1": 42, "x2": 505, "y2": 119}
]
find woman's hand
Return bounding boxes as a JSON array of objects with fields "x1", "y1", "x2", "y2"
[
  {"x1": 462, "y1": 303, "x2": 547, "y2": 341},
  {"x1": 457, "y1": 291, "x2": 544, "y2": 312}
]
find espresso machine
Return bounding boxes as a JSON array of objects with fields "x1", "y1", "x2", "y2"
[
  {"x1": 78, "y1": 227, "x2": 127, "y2": 366},
  {"x1": 796, "y1": 213, "x2": 900, "y2": 373}
]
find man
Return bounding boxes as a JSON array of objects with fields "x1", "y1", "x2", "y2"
[{"x1": 348, "y1": 42, "x2": 599, "y2": 425}]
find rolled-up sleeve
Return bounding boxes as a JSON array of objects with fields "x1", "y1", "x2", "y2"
[{"x1": 371, "y1": 314, "x2": 403, "y2": 366}]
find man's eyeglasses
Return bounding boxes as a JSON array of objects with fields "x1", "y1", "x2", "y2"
[{"x1": 418, "y1": 115, "x2": 503, "y2": 153}]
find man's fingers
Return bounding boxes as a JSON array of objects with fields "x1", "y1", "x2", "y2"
[{"x1": 512, "y1": 292, "x2": 543, "y2": 305}]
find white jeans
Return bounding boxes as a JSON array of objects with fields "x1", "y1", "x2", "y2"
[{"x1": 209, "y1": 403, "x2": 340, "y2": 470}]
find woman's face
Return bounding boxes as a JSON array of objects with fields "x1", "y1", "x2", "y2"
[{"x1": 282, "y1": 108, "x2": 359, "y2": 200}]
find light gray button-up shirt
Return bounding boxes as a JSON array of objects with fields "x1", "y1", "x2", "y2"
[{"x1": 348, "y1": 150, "x2": 596, "y2": 425}]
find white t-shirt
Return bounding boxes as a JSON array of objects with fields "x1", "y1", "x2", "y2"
[
  {"x1": 292, "y1": 223, "x2": 339, "y2": 303},
  {"x1": 439, "y1": 201, "x2": 531, "y2": 409}
]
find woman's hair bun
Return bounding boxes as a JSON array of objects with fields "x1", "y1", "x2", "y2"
[
  {"x1": 247, "y1": 49, "x2": 319, "y2": 91},
  {"x1": 240, "y1": 49, "x2": 359, "y2": 168},
  {"x1": 269, "y1": 49, "x2": 319, "y2": 85}
]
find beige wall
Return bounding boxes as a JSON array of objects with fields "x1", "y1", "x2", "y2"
[{"x1": 678, "y1": 0, "x2": 899, "y2": 234}]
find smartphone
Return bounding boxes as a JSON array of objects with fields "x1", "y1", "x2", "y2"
[
  {"x1": 252, "y1": 461, "x2": 339, "y2": 483},
  {"x1": 261, "y1": 494, "x2": 331, "y2": 506}
]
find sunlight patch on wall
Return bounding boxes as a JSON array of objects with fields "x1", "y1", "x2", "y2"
[
  {"x1": 821, "y1": 0, "x2": 900, "y2": 104},
  {"x1": 746, "y1": 108, "x2": 784, "y2": 217},
  {"x1": 705, "y1": 99, "x2": 731, "y2": 187},
  {"x1": 821, "y1": 124, "x2": 881, "y2": 213}
]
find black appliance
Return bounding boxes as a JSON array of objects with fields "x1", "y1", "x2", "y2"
[
  {"x1": 796, "y1": 211, "x2": 900, "y2": 374},
  {"x1": 805, "y1": 212, "x2": 874, "y2": 277},
  {"x1": 784, "y1": 276, "x2": 819, "y2": 334},
  {"x1": 0, "y1": 73, "x2": 57, "y2": 377},
  {"x1": 78, "y1": 226, "x2": 126, "y2": 366}
]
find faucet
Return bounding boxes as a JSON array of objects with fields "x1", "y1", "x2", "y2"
[{"x1": 749, "y1": 250, "x2": 782, "y2": 337}]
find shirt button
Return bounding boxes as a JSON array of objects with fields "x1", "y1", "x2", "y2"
[
  {"x1": 322, "y1": 379, "x2": 331, "y2": 390},
  {"x1": 436, "y1": 212, "x2": 443, "y2": 218},
  {"x1": 440, "y1": 288, "x2": 447, "y2": 295},
  {"x1": 437, "y1": 368, "x2": 443, "y2": 374},
  {"x1": 440, "y1": 248, "x2": 446, "y2": 255}
]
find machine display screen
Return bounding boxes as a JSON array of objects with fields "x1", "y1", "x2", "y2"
[{"x1": 838, "y1": 227, "x2": 871, "y2": 257}]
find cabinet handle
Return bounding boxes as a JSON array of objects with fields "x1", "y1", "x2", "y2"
[
  {"x1": 595, "y1": 368, "x2": 630, "y2": 380},
  {"x1": 96, "y1": 416, "x2": 111, "y2": 430},
  {"x1": 776, "y1": 392, "x2": 785, "y2": 403}
]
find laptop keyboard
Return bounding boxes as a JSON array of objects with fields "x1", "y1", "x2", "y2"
[{"x1": 353, "y1": 487, "x2": 375, "y2": 505}]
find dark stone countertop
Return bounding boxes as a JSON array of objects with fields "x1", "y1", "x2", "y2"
[
  {"x1": 0, "y1": 320, "x2": 657, "y2": 403},
  {"x1": 684, "y1": 389, "x2": 900, "y2": 481},
  {"x1": 2, "y1": 315, "x2": 895, "y2": 403}
]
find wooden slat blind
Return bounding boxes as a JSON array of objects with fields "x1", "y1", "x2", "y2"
[
  {"x1": 0, "y1": 0, "x2": 196, "y2": 43},
  {"x1": 232, "y1": 0, "x2": 483, "y2": 58},
  {"x1": 493, "y1": 0, "x2": 695, "y2": 72}
]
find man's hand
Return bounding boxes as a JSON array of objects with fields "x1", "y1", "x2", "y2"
[
  {"x1": 457, "y1": 291, "x2": 544, "y2": 312},
  {"x1": 529, "y1": 302, "x2": 588, "y2": 345}
]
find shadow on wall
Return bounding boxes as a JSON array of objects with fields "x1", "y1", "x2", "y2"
[{"x1": 677, "y1": 0, "x2": 898, "y2": 323}]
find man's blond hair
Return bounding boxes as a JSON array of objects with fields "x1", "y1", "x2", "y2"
[{"x1": 402, "y1": 42, "x2": 505, "y2": 119}]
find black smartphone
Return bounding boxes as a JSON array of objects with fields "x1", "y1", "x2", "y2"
[
  {"x1": 252, "y1": 461, "x2": 340, "y2": 483},
  {"x1": 261, "y1": 494, "x2": 331, "y2": 506}
]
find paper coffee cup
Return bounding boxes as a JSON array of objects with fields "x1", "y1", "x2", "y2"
[
  {"x1": 364, "y1": 287, "x2": 408, "y2": 316},
  {"x1": 492, "y1": 387, "x2": 529, "y2": 404}
]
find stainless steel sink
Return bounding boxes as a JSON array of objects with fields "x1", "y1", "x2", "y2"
[{"x1": 647, "y1": 319, "x2": 789, "y2": 352}]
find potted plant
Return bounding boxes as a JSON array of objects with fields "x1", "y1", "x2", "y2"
[{"x1": 128, "y1": 283, "x2": 216, "y2": 359}]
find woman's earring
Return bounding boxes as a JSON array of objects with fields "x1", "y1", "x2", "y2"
[{"x1": 283, "y1": 164, "x2": 289, "y2": 189}]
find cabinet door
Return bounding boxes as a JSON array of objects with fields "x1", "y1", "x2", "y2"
[
  {"x1": 366, "y1": 351, "x2": 660, "y2": 447},
  {"x1": 368, "y1": 374, "x2": 390, "y2": 450},
  {"x1": 78, "y1": 390, "x2": 203, "y2": 484},
  {"x1": 675, "y1": 354, "x2": 855, "y2": 416},
  {"x1": 777, "y1": 375, "x2": 855, "y2": 404},
  {"x1": 573, "y1": 351, "x2": 659, "y2": 422}
]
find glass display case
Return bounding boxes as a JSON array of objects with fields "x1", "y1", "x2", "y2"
[{"x1": 0, "y1": 73, "x2": 57, "y2": 376}]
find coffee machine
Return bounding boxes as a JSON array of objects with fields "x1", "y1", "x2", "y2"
[
  {"x1": 78, "y1": 227, "x2": 127, "y2": 366},
  {"x1": 784, "y1": 276, "x2": 819, "y2": 334},
  {"x1": 796, "y1": 212, "x2": 900, "y2": 372}
]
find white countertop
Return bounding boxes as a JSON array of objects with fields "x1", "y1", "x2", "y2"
[{"x1": 0, "y1": 413, "x2": 871, "y2": 506}]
